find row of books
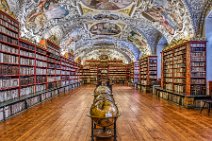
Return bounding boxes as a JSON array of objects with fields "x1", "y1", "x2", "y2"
[
  {"x1": 190, "y1": 44, "x2": 205, "y2": 47},
  {"x1": 191, "y1": 67, "x2": 205, "y2": 72},
  {"x1": 36, "y1": 60, "x2": 47, "y2": 67},
  {"x1": 20, "y1": 58, "x2": 34, "y2": 66},
  {"x1": 36, "y1": 54, "x2": 46, "y2": 60},
  {"x1": 36, "y1": 76, "x2": 46, "y2": 83},
  {"x1": 20, "y1": 42, "x2": 35, "y2": 51},
  {"x1": 0, "y1": 25, "x2": 18, "y2": 38},
  {"x1": 61, "y1": 70, "x2": 70, "y2": 75},
  {"x1": 20, "y1": 50, "x2": 34, "y2": 58},
  {"x1": 191, "y1": 52, "x2": 206, "y2": 57},
  {"x1": 191, "y1": 47, "x2": 206, "y2": 51},
  {"x1": 191, "y1": 72, "x2": 206, "y2": 77},
  {"x1": 191, "y1": 62, "x2": 205, "y2": 67},
  {"x1": 20, "y1": 67, "x2": 34, "y2": 75},
  {"x1": 173, "y1": 79, "x2": 185, "y2": 83},
  {"x1": 191, "y1": 57, "x2": 205, "y2": 61},
  {"x1": 36, "y1": 84, "x2": 46, "y2": 92},
  {"x1": 149, "y1": 71, "x2": 157, "y2": 75},
  {"x1": 47, "y1": 46, "x2": 60, "y2": 55},
  {"x1": 164, "y1": 53, "x2": 173, "y2": 58},
  {"x1": 0, "y1": 13, "x2": 18, "y2": 27},
  {"x1": 149, "y1": 76, "x2": 157, "y2": 79},
  {"x1": 174, "y1": 51, "x2": 185, "y2": 56},
  {"x1": 149, "y1": 67, "x2": 157, "y2": 70},
  {"x1": 36, "y1": 68, "x2": 46, "y2": 75},
  {"x1": 0, "y1": 18, "x2": 18, "y2": 31},
  {"x1": 164, "y1": 84, "x2": 173, "y2": 91},
  {"x1": 48, "y1": 63, "x2": 60, "y2": 68},
  {"x1": 0, "y1": 53, "x2": 19, "y2": 64},
  {"x1": 61, "y1": 76, "x2": 69, "y2": 80},
  {"x1": 164, "y1": 73, "x2": 172, "y2": 77},
  {"x1": 0, "y1": 89, "x2": 18, "y2": 102},
  {"x1": 173, "y1": 68, "x2": 185, "y2": 73},
  {"x1": 20, "y1": 86, "x2": 34, "y2": 96},
  {"x1": 191, "y1": 79, "x2": 205, "y2": 84},
  {"x1": 20, "y1": 77, "x2": 34, "y2": 85},
  {"x1": 47, "y1": 76, "x2": 61, "y2": 82},
  {"x1": 191, "y1": 85, "x2": 206, "y2": 95},
  {"x1": 173, "y1": 73, "x2": 185, "y2": 77},
  {"x1": 165, "y1": 78, "x2": 173, "y2": 83},
  {"x1": 48, "y1": 57, "x2": 60, "y2": 64},
  {"x1": 0, "y1": 78, "x2": 19, "y2": 89},
  {"x1": 47, "y1": 69, "x2": 57, "y2": 75},
  {"x1": 0, "y1": 65, "x2": 19, "y2": 75},
  {"x1": 174, "y1": 85, "x2": 185, "y2": 93},
  {"x1": 36, "y1": 48, "x2": 46, "y2": 55},
  {"x1": 0, "y1": 43, "x2": 18, "y2": 54},
  {"x1": 175, "y1": 46, "x2": 186, "y2": 52},
  {"x1": 0, "y1": 34, "x2": 18, "y2": 45},
  {"x1": 173, "y1": 64, "x2": 186, "y2": 68}
]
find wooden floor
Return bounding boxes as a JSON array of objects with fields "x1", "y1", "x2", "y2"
[{"x1": 0, "y1": 85, "x2": 212, "y2": 141}]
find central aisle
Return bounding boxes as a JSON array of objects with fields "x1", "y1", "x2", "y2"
[{"x1": 0, "y1": 85, "x2": 212, "y2": 141}]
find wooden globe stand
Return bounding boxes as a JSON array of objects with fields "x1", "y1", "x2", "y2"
[{"x1": 91, "y1": 117, "x2": 118, "y2": 141}]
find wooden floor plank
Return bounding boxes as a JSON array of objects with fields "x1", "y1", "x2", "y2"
[{"x1": 0, "y1": 85, "x2": 212, "y2": 141}]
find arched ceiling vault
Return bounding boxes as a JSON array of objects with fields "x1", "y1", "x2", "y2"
[
  {"x1": 75, "y1": 45, "x2": 133, "y2": 64},
  {"x1": 4, "y1": 0, "x2": 211, "y2": 63}
]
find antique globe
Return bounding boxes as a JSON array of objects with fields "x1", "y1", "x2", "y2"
[
  {"x1": 94, "y1": 94, "x2": 114, "y2": 103},
  {"x1": 90, "y1": 99, "x2": 119, "y2": 127},
  {"x1": 94, "y1": 86, "x2": 111, "y2": 98}
]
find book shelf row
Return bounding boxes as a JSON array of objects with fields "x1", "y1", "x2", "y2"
[{"x1": 0, "y1": 10, "x2": 82, "y2": 105}]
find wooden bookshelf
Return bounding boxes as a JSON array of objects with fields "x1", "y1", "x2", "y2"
[
  {"x1": 156, "y1": 40, "x2": 208, "y2": 108},
  {"x1": 139, "y1": 55, "x2": 157, "y2": 92},
  {"x1": 0, "y1": 10, "x2": 82, "y2": 121},
  {"x1": 108, "y1": 66, "x2": 128, "y2": 84},
  {"x1": 81, "y1": 59, "x2": 130, "y2": 84}
]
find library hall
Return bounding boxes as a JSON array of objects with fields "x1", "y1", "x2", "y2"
[{"x1": 0, "y1": 0, "x2": 212, "y2": 141}]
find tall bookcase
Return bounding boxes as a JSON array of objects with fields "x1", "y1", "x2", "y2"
[
  {"x1": 139, "y1": 55, "x2": 157, "y2": 92},
  {"x1": 156, "y1": 40, "x2": 209, "y2": 107},
  {"x1": 0, "y1": 10, "x2": 19, "y2": 103},
  {"x1": 0, "y1": 10, "x2": 82, "y2": 121}
]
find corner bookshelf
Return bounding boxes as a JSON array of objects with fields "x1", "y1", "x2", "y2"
[
  {"x1": 139, "y1": 55, "x2": 157, "y2": 92},
  {"x1": 156, "y1": 40, "x2": 209, "y2": 107}
]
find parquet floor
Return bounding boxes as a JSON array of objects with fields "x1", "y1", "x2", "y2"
[{"x1": 0, "y1": 85, "x2": 212, "y2": 141}]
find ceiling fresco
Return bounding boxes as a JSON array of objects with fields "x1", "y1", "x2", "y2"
[
  {"x1": 81, "y1": 0, "x2": 133, "y2": 10},
  {"x1": 2, "y1": 0, "x2": 211, "y2": 64},
  {"x1": 89, "y1": 22, "x2": 121, "y2": 35}
]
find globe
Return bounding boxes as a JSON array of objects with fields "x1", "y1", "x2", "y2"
[
  {"x1": 90, "y1": 99, "x2": 119, "y2": 127},
  {"x1": 94, "y1": 94, "x2": 114, "y2": 103},
  {"x1": 94, "y1": 86, "x2": 111, "y2": 98}
]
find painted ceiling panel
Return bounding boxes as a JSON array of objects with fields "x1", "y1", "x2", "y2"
[{"x1": 2, "y1": 0, "x2": 210, "y2": 64}]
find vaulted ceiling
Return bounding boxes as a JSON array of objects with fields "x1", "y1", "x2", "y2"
[{"x1": 4, "y1": 0, "x2": 212, "y2": 63}]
